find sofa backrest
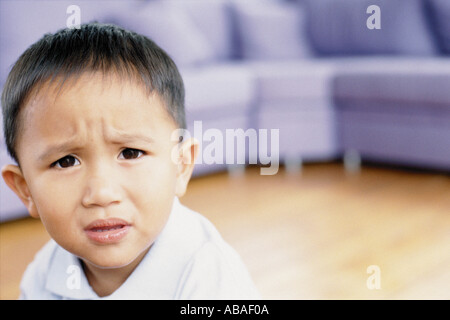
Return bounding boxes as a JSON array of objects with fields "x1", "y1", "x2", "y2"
[
  {"x1": 303, "y1": 0, "x2": 439, "y2": 56},
  {"x1": 230, "y1": 0, "x2": 312, "y2": 60}
]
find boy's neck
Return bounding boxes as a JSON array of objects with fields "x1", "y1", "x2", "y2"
[{"x1": 81, "y1": 247, "x2": 151, "y2": 298}]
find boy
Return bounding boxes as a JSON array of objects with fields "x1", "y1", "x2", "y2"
[{"x1": 1, "y1": 23, "x2": 259, "y2": 299}]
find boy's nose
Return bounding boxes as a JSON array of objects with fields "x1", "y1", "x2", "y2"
[{"x1": 81, "y1": 169, "x2": 122, "y2": 208}]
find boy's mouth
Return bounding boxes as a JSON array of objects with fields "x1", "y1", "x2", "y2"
[{"x1": 84, "y1": 218, "x2": 131, "y2": 244}]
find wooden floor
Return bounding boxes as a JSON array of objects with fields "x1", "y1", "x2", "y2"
[{"x1": 1, "y1": 163, "x2": 449, "y2": 300}]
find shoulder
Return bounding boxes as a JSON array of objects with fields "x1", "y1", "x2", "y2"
[
  {"x1": 175, "y1": 240, "x2": 260, "y2": 299},
  {"x1": 167, "y1": 201, "x2": 223, "y2": 255},
  {"x1": 19, "y1": 240, "x2": 59, "y2": 299},
  {"x1": 171, "y1": 203, "x2": 260, "y2": 299}
]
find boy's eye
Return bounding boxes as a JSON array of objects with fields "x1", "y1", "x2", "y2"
[
  {"x1": 51, "y1": 156, "x2": 80, "y2": 169},
  {"x1": 119, "y1": 148, "x2": 144, "y2": 160}
]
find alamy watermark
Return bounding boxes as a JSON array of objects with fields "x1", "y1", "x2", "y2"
[
  {"x1": 172, "y1": 121, "x2": 280, "y2": 175},
  {"x1": 66, "y1": 5, "x2": 81, "y2": 29},
  {"x1": 66, "y1": 265, "x2": 81, "y2": 290},
  {"x1": 366, "y1": 5, "x2": 381, "y2": 30},
  {"x1": 366, "y1": 265, "x2": 381, "y2": 290}
]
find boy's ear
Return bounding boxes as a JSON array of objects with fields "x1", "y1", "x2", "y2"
[
  {"x1": 1, "y1": 164, "x2": 40, "y2": 219},
  {"x1": 174, "y1": 137, "x2": 199, "y2": 197}
]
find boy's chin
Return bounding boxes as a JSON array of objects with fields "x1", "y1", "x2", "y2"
[
  {"x1": 80, "y1": 245, "x2": 151, "y2": 270},
  {"x1": 82, "y1": 256, "x2": 134, "y2": 269}
]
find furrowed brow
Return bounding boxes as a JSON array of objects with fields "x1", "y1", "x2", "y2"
[{"x1": 38, "y1": 141, "x2": 80, "y2": 162}]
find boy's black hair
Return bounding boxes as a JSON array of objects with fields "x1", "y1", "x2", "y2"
[{"x1": 1, "y1": 22, "x2": 185, "y2": 164}]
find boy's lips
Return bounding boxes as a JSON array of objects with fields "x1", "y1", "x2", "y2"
[{"x1": 84, "y1": 218, "x2": 131, "y2": 244}]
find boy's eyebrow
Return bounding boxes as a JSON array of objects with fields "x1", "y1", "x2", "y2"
[
  {"x1": 107, "y1": 131, "x2": 155, "y2": 145},
  {"x1": 38, "y1": 140, "x2": 80, "y2": 162},
  {"x1": 38, "y1": 133, "x2": 154, "y2": 162}
]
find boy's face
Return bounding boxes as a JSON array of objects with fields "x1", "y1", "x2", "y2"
[{"x1": 2, "y1": 72, "x2": 195, "y2": 269}]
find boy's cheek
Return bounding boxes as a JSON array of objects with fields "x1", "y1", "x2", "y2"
[
  {"x1": 29, "y1": 178, "x2": 78, "y2": 224},
  {"x1": 37, "y1": 203, "x2": 81, "y2": 248}
]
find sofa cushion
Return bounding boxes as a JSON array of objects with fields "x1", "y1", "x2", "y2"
[
  {"x1": 181, "y1": 64, "x2": 256, "y2": 121},
  {"x1": 304, "y1": 0, "x2": 437, "y2": 56},
  {"x1": 333, "y1": 58, "x2": 450, "y2": 105},
  {"x1": 232, "y1": 0, "x2": 312, "y2": 60},
  {"x1": 165, "y1": 0, "x2": 234, "y2": 61},
  {"x1": 338, "y1": 108, "x2": 450, "y2": 170},
  {"x1": 258, "y1": 102, "x2": 338, "y2": 160},
  {"x1": 113, "y1": 1, "x2": 215, "y2": 67},
  {"x1": 248, "y1": 60, "x2": 338, "y2": 103},
  {"x1": 427, "y1": 0, "x2": 450, "y2": 54},
  {"x1": 334, "y1": 58, "x2": 450, "y2": 170},
  {"x1": 188, "y1": 114, "x2": 250, "y2": 177}
]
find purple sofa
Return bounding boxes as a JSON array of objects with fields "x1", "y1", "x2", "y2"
[
  {"x1": 1, "y1": 0, "x2": 449, "y2": 221},
  {"x1": 334, "y1": 58, "x2": 450, "y2": 170}
]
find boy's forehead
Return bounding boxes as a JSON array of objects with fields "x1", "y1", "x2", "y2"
[
  {"x1": 22, "y1": 71, "x2": 165, "y2": 124},
  {"x1": 19, "y1": 72, "x2": 174, "y2": 142}
]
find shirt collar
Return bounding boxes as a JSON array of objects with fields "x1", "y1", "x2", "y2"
[{"x1": 45, "y1": 242, "x2": 97, "y2": 299}]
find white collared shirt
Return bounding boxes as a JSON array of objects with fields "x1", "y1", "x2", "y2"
[{"x1": 19, "y1": 198, "x2": 260, "y2": 300}]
